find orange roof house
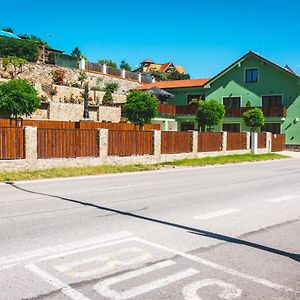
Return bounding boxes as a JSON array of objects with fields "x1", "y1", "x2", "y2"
[{"x1": 137, "y1": 59, "x2": 186, "y2": 74}]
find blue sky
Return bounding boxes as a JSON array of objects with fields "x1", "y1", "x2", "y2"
[{"x1": 2, "y1": 0, "x2": 300, "y2": 78}]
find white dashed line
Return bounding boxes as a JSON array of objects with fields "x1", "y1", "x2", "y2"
[
  {"x1": 26, "y1": 264, "x2": 91, "y2": 300},
  {"x1": 267, "y1": 194, "x2": 299, "y2": 203},
  {"x1": 193, "y1": 208, "x2": 240, "y2": 220}
]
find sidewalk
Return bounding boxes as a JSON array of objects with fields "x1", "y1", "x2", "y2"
[{"x1": 278, "y1": 150, "x2": 300, "y2": 158}]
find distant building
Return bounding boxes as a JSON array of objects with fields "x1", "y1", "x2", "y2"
[{"x1": 134, "y1": 59, "x2": 186, "y2": 75}]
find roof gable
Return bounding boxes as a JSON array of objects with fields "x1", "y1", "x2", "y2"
[{"x1": 204, "y1": 51, "x2": 300, "y2": 88}]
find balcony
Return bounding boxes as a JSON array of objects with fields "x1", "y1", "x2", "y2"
[
  {"x1": 158, "y1": 103, "x2": 198, "y2": 116},
  {"x1": 225, "y1": 107, "x2": 287, "y2": 118}
]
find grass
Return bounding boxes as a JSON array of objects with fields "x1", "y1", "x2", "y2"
[{"x1": 0, "y1": 153, "x2": 287, "y2": 182}]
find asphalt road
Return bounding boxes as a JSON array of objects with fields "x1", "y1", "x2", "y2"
[{"x1": 0, "y1": 157, "x2": 300, "y2": 299}]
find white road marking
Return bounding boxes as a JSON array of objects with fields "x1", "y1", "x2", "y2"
[
  {"x1": 193, "y1": 209, "x2": 240, "y2": 220},
  {"x1": 0, "y1": 231, "x2": 133, "y2": 271},
  {"x1": 267, "y1": 194, "x2": 299, "y2": 203},
  {"x1": 94, "y1": 260, "x2": 199, "y2": 300},
  {"x1": 133, "y1": 237, "x2": 299, "y2": 295},
  {"x1": 55, "y1": 247, "x2": 151, "y2": 278},
  {"x1": 26, "y1": 263, "x2": 91, "y2": 300},
  {"x1": 182, "y1": 278, "x2": 242, "y2": 300}
]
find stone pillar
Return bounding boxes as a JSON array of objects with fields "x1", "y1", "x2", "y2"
[
  {"x1": 138, "y1": 73, "x2": 142, "y2": 83},
  {"x1": 79, "y1": 58, "x2": 86, "y2": 70},
  {"x1": 24, "y1": 126, "x2": 37, "y2": 159},
  {"x1": 102, "y1": 64, "x2": 107, "y2": 74},
  {"x1": 221, "y1": 131, "x2": 227, "y2": 152},
  {"x1": 152, "y1": 76, "x2": 156, "y2": 83},
  {"x1": 266, "y1": 132, "x2": 272, "y2": 153},
  {"x1": 245, "y1": 132, "x2": 251, "y2": 150},
  {"x1": 251, "y1": 132, "x2": 258, "y2": 154},
  {"x1": 153, "y1": 130, "x2": 161, "y2": 157},
  {"x1": 192, "y1": 130, "x2": 198, "y2": 155},
  {"x1": 98, "y1": 128, "x2": 108, "y2": 159},
  {"x1": 121, "y1": 69, "x2": 126, "y2": 78}
]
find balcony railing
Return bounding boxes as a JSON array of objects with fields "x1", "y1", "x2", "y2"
[
  {"x1": 158, "y1": 104, "x2": 287, "y2": 118},
  {"x1": 225, "y1": 107, "x2": 287, "y2": 118},
  {"x1": 158, "y1": 103, "x2": 198, "y2": 116}
]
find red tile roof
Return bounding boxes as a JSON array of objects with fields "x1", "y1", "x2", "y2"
[{"x1": 135, "y1": 78, "x2": 211, "y2": 90}]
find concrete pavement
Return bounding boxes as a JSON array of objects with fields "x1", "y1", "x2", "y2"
[{"x1": 0, "y1": 157, "x2": 299, "y2": 299}]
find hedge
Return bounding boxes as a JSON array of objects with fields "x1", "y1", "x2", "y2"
[{"x1": 0, "y1": 37, "x2": 39, "y2": 62}]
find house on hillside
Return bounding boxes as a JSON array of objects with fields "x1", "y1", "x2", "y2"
[
  {"x1": 133, "y1": 59, "x2": 186, "y2": 80},
  {"x1": 135, "y1": 51, "x2": 300, "y2": 145}
]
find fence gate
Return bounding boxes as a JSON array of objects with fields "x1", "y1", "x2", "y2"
[{"x1": 271, "y1": 134, "x2": 285, "y2": 152}]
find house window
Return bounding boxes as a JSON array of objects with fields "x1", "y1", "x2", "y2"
[
  {"x1": 223, "y1": 97, "x2": 241, "y2": 108},
  {"x1": 245, "y1": 68, "x2": 258, "y2": 83},
  {"x1": 262, "y1": 123, "x2": 281, "y2": 134},
  {"x1": 187, "y1": 94, "x2": 204, "y2": 104},
  {"x1": 222, "y1": 123, "x2": 240, "y2": 132},
  {"x1": 262, "y1": 95, "x2": 282, "y2": 107},
  {"x1": 181, "y1": 122, "x2": 195, "y2": 131}
]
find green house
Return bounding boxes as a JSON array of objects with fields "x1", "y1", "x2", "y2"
[{"x1": 136, "y1": 51, "x2": 300, "y2": 145}]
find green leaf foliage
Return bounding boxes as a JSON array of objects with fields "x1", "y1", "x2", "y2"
[
  {"x1": 0, "y1": 37, "x2": 39, "y2": 62},
  {"x1": 243, "y1": 108, "x2": 265, "y2": 131},
  {"x1": 124, "y1": 90, "x2": 159, "y2": 126},
  {"x1": 120, "y1": 60, "x2": 131, "y2": 71},
  {"x1": 0, "y1": 79, "x2": 41, "y2": 117},
  {"x1": 196, "y1": 99, "x2": 225, "y2": 131},
  {"x1": 98, "y1": 59, "x2": 117, "y2": 68},
  {"x1": 102, "y1": 89, "x2": 114, "y2": 106},
  {"x1": 103, "y1": 82, "x2": 119, "y2": 93}
]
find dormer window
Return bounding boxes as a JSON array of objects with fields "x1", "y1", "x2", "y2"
[{"x1": 245, "y1": 68, "x2": 258, "y2": 83}]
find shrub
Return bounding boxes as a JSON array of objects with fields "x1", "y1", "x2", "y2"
[
  {"x1": 102, "y1": 89, "x2": 114, "y2": 106},
  {"x1": 103, "y1": 82, "x2": 119, "y2": 93},
  {"x1": 78, "y1": 71, "x2": 87, "y2": 87},
  {"x1": 50, "y1": 68, "x2": 66, "y2": 85},
  {"x1": 196, "y1": 99, "x2": 225, "y2": 131},
  {"x1": 98, "y1": 59, "x2": 117, "y2": 68},
  {"x1": 0, "y1": 37, "x2": 39, "y2": 62},
  {"x1": 124, "y1": 90, "x2": 159, "y2": 127},
  {"x1": 0, "y1": 79, "x2": 41, "y2": 117},
  {"x1": 120, "y1": 60, "x2": 131, "y2": 71},
  {"x1": 243, "y1": 108, "x2": 265, "y2": 132}
]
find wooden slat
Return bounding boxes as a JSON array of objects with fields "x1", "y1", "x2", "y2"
[
  {"x1": 198, "y1": 132, "x2": 222, "y2": 152},
  {"x1": 0, "y1": 127, "x2": 24, "y2": 160},
  {"x1": 258, "y1": 133, "x2": 266, "y2": 149},
  {"x1": 271, "y1": 134, "x2": 285, "y2": 152},
  {"x1": 161, "y1": 131, "x2": 192, "y2": 154},
  {"x1": 227, "y1": 132, "x2": 247, "y2": 150}
]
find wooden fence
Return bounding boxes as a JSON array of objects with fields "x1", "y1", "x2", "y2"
[
  {"x1": 37, "y1": 128, "x2": 99, "y2": 159},
  {"x1": 108, "y1": 130, "x2": 154, "y2": 156},
  {"x1": 271, "y1": 134, "x2": 285, "y2": 152},
  {"x1": 198, "y1": 132, "x2": 222, "y2": 152},
  {"x1": 0, "y1": 118, "x2": 159, "y2": 131},
  {"x1": 161, "y1": 131, "x2": 192, "y2": 154},
  {"x1": 0, "y1": 127, "x2": 24, "y2": 160},
  {"x1": 227, "y1": 132, "x2": 247, "y2": 150},
  {"x1": 258, "y1": 133, "x2": 266, "y2": 149}
]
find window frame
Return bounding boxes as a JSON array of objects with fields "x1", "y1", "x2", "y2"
[
  {"x1": 245, "y1": 68, "x2": 259, "y2": 83},
  {"x1": 222, "y1": 96, "x2": 242, "y2": 108}
]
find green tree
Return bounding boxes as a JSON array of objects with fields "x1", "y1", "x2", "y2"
[
  {"x1": 0, "y1": 79, "x2": 41, "y2": 118},
  {"x1": 71, "y1": 47, "x2": 82, "y2": 60},
  {"x1": 166, "y1": 69, "x2": 190, "y2": 80},
  {"x1": 120, "y1": 60, "x2": 131, "y2": 71},
  {"x1": 2, "y1": 27, "x2": 14, "y2": 33},
  {"x1": 243, "y1": 108, "x2": 265, "y2": 132},
  {"x1": 2, "y1": 56, "x2": 28, "y2": 79},
  {"x1": 102, "y1": 89, "x2": 114, "y2": 106},
  {"x1": 19, "y1": 34, "x2": 50, "y2": 47},
  {"x1": 0, "y1": 37, "x2": 39, "y2": 62},
  {"x1": 124, "y1": 90, "x2": 159, "y2": 128},
  {"x1": 196, "y1": 100, "x2": 225, "y2": 131},
  {"x1": 98, "y1": 59, "x2": 117, "y2": 68}
]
